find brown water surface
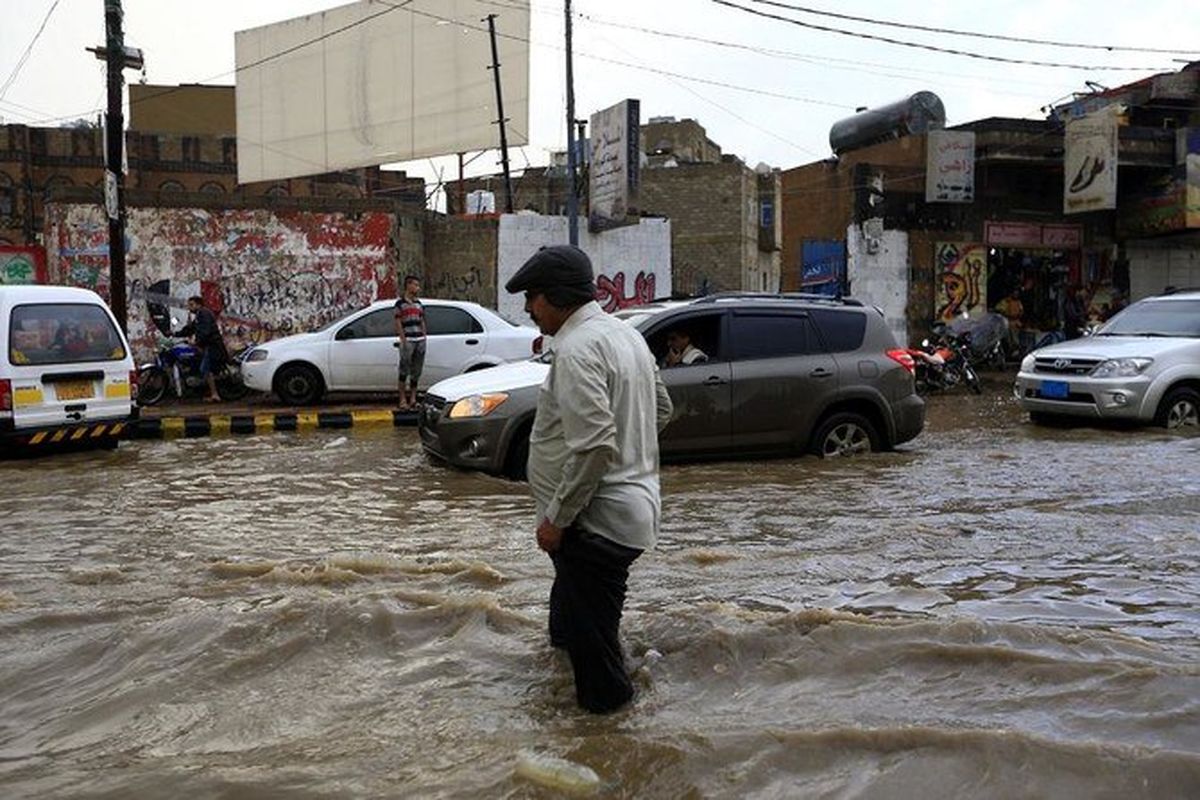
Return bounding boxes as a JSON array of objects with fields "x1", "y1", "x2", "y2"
[{"x1": 2, "y1": 391, "x2": 1198, "y2": 798}]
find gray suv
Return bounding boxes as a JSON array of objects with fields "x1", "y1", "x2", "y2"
[
  {"x1": 418, "y1": 294, "x2": 926, "y2": 479},
  {"x1": 1015, "y1": 290, "x2": 1200, "y2": 428}
]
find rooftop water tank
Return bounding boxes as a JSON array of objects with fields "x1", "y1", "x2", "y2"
[{"x1": 828, "y1": 92, "x2": 946, "y2": 155}]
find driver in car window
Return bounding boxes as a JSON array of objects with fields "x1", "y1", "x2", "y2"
[{"x1": 662, "y1": 329, "x2": 708, "y2": 368}]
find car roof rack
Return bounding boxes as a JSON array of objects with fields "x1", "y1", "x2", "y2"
[{"x1": 691, "y1": 291, "x2": 863, "y2": 307}]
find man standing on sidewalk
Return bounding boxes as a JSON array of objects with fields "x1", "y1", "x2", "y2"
[
  {"x1": 394, "y1": 275, "x2": 426, "y2": 411},
  {"x1": 175, "y1": 295, "x2": 226, "y2": 403},
  {"x1": 505, "y1": 245, "x2": 673, "y2": 713}
]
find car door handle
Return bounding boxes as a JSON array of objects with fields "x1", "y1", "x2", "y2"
[
  {"x1": 809, "y1": 368, "x2": 834, "y2": 378},
  {"x1": 465, "y1": 339, "x2": 479, "y2": 346},
  {"x1": 703, "y1": 375, "x2": 728, "y2": 386}
]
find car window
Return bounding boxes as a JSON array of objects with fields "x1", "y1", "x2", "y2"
[
  {"x1": 808, "y1": 309, "x2": 866, "y2": 352},
  {"x1": 1097, "y1": 299, "x2": 1200, "y2": 337},
  {"x1": 8, "y1": 303, "x2": 126, "y2": 365},
  {"x1": 730, "y1": 313, "x2": 819, "y2": 360},
  {"x1": 645, "y1": 313, "x2": 724, "y2": 367},
  {"x1": 426, "y1": 306, "x2": 483, "y2": 336},
  {"x1": 336, "y1": 308, "x2": 394, "y2": 340}
]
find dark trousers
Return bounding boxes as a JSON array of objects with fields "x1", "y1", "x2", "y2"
[{"x1": 549, "y1": 527, "x2": 642, "y2": 714}]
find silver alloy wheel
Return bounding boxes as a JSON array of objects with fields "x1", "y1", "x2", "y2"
[
  {"x1": 821, "y1": 421, "x2": 872, "y2": 456},
  {"x1": 1166, "y1": 398, "x2": 1199, "y2": 429}
]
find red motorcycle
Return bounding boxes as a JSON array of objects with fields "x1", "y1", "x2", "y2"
[{"x1": 908, "y1": 328, "x2": 981, "y2": 394}]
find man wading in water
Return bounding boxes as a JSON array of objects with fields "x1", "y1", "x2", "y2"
[{"x1": 505, "y1": 245, "x2": 673, "y2": 713}]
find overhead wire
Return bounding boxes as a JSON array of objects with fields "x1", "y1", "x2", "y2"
[
  {"x1": 711, "y1": 0, "x2": 1175, "y2": 72},
  {"x1": 744, "y1": 0, "x2": 1200, "y2": 55},
  {"x1": 0, "y1": 0, "x2": 63, "y2": 101}
]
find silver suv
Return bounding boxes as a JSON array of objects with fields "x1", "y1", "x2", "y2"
[
  {"x1": 1015, "y1": 290, "x2": 1200, "y2": 428},
  {"x1": 418, "y1": 293, "x2": 925, "y2": 479}
]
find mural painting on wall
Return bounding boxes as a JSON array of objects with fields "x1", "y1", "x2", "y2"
[
  {"x1": 935, "y1": 242, "x2": 986, "y2": 321},
  {"x1": 0, "y1": 246, "x2": 48, "y2": 285},
  {"x1": 44, "y1": 204, "x2": 395, "y2": 358}
]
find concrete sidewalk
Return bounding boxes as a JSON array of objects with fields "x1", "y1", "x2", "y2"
[{"x1": 130, "y1": 393, "x2": 418, "y2": 439}]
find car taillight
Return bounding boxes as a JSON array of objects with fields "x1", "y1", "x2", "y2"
[
  {"x1": 0, "y1": 379, "x2": 11, "y2": 413},
  {"x1": 886, "y1": 349, "x2": 916, "y2": 374},
  {"x1": 129, "y1": 369, "x2": 139, "y2": 401}
]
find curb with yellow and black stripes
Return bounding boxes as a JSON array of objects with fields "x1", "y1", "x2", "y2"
[
  {"x1": 127, "y1": 408, "x2": 418, "y2": 440},
  {"x1": 17, "y1": 420, "x2": 130, "y2": 447}
]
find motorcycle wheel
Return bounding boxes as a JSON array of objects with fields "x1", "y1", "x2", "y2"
[
  {"x1": 963, "y1": 364, "x2": 982, "y2": 394},
  {"x1": 138, "y1": 366, "x2": 169, "y2": 406}
]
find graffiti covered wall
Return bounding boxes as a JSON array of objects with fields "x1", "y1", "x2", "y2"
[
  {"x1": 496, "y1": 215, "x2": 671, "y2": 324},
  {"x1": 934, "y1": 242, "x2": 987, "y2": 321},
  {"x1": 44, "y1": 203, "x2": 395, "y2": 358},
  {"x1": 0, "y1": 246, "x2": 47, "y2": 284}
]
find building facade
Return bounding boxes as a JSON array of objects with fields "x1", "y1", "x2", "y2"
[{"x1": 781, "y1": 64, "x2": 1198, "y2": 348}]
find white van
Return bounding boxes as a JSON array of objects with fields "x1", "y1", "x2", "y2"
[{"x1": 0, "y1": 285, "x2": 137, "y2": 451}]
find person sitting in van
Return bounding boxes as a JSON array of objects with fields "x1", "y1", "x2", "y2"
[
  {"x1": 175, "y1": 295, "x2": 227, "y2": 403},
  {"x1": 662, "y1": 328, "x2": 708, "y2": 367},
  {"x1": 52, "y1": 322, "x2": 91, "y2": 359}
]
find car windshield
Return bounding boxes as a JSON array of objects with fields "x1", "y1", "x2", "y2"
[{"x1": 1095, "y1": 298, "x2": 1200, "y2": 337}]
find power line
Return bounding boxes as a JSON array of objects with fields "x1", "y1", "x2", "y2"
[
  {"x1": 745, "y1": 0, "x2": 1200, "y2": 56},
  {"x1": 0, "y1": 0, "x2": 63, "y2": 101},
  {"x1": 712, "y1": 0, "x2": 1173, "y2": 72}
]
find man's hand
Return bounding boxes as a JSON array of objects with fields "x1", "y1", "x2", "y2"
[{"x1": 536, "y1": 518, "x2": 564, "y2": 553}]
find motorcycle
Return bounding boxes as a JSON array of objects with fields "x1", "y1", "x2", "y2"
[
  {"x1": 137, "y1": 336, "x2": 250, "y2": 405},
  {"x1": 909, "y1": 328, "x2": 981, "y2": 395},
  {"x1": 945, "y1": 311, "x2": 1010, "y2": 368}
]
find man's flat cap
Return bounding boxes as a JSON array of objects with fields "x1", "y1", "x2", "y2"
[{"x1": 505, "y1": 245, "x2": 594, "y2": 294}]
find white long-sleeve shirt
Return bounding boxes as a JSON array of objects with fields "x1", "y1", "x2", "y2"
[{"x1": 527, "y1": 301, "x2": 673, "y2": 551}]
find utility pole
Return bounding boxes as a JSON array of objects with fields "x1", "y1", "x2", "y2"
[
  {"x1": 485, "y1": 15, "x2": 514, "y2": 214},
  {"x1": 564, "y1": 0, "x2": 579, "y2": 245},
  {"x1": 103, "y1": 0, "x2": 128, "y2": 332}
]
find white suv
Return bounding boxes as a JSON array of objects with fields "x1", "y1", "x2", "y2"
[{"x1": 1014, "y1": 290, "x2": 1200, "y2": 429}]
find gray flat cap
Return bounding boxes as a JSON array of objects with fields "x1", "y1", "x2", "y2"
[{"x1": 505, "y1": 245, "x2": 595, "y2": 294}]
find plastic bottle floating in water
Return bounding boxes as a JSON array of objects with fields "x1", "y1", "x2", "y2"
[{"x1": 515, "y1": 750, "x2": 604, "y2": 795}]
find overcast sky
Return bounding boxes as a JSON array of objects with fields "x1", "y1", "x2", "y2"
[{"x1": 2, "y1": 0, "x2": 1196, "y2": 197}]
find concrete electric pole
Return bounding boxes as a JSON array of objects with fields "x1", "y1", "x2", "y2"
[{"x1": 102, "y1": 0, "x2": 130, "y2": 331}]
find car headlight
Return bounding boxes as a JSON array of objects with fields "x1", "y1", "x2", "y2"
[
  {"x1": 449, "y1": 393, "x2": 509, "y2": 418},
  {"x1": 1091, "y1": 357, "x2": 1153, "y2": 378},
  {"x1": 245, "y1": 349, "x2": 269, "y2": 362},
  {"x1": 1020, "y1": 354, "x2": 1035, "y2": 372}
]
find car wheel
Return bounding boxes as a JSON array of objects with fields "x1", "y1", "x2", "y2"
[
  {"x1": 274, "y1": 363, "x2": 324, "y2": 405},
  {"x1": 810, "y1": 412, "x2": 878, "y2": 458},
  {"x1": 503, "y1": 428, "x2": 531, "y2": 481},
  {"x1": 1155, "y1": 387, "x2": 1200, "y2": 430}
]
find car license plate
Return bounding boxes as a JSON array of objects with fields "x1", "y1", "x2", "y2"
[
  {"x1": 54, "y1": 380, "x2": 95, "y2": 401},
  {"x1": 1040, "y1": 380, "x2": 1069, "y2": 399}
]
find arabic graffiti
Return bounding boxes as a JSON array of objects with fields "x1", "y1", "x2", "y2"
[
  {"x1": 935, "y1": 242, "x2": 985, "y2": 321},
  {"x1": 595, "y1": 270, "x2": 656, "y2": 313}
]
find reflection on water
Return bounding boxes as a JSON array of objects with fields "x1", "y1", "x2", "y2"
[{"x1": 1, "y1": 391, "x2": 1198, "y2": 798}]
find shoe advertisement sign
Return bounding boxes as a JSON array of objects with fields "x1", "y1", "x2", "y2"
[{"x1": 1064, "y1": 106, "x2": 1119, "y2": 214}]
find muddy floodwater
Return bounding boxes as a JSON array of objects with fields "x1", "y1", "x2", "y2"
[{"x1": 2, "y1": 389, "x2": 1199, "y2": 798}]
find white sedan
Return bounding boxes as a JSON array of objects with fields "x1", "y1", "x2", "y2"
[{"x1": 241, "y1": 299, "x2": 539, "y2": 405}]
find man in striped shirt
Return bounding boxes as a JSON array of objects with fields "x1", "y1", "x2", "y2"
[{"x1": 394, "y1": 275, "x2": 427, "y2": 411}]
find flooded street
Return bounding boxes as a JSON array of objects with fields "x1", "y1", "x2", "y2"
[{"x1": 2, "y1": 388, "x2": 1199, "y2": 798}]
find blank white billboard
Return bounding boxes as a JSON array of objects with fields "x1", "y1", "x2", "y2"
[{"x1": 235, "y1": 0, "x2": 529, "y2": 184}]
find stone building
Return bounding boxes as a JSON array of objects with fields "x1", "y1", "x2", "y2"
[
  {"x1": 0, "y1": 84, "x2": 426, "y2": 247},
  {"x1": 449, "y1": 117, "x2": 782, "y2": 296}
]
